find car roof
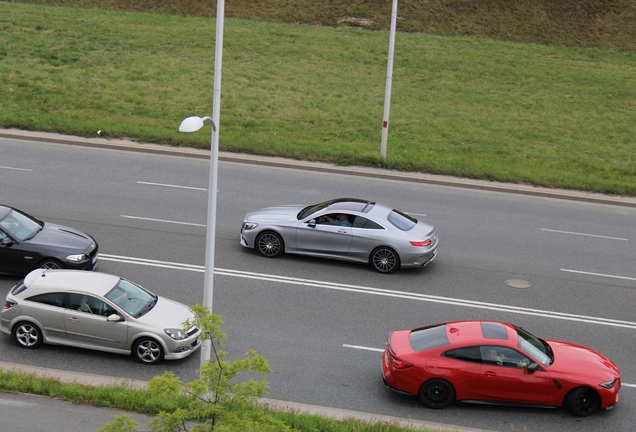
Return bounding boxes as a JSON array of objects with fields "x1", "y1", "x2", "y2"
[
  {"x1": 443, "y1": 320, "x2": 516, "y2": 345},
  {"x1": 23, "y1": 269, "x2": 120, "y2": 296}
]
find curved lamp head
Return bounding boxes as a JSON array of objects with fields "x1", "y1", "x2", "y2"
[{"x1": 179, "y1": 115, "x2": 216, "y2": 134}]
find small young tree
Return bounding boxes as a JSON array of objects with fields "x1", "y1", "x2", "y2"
[{"x1": 100, "y1": 305, "x2": 281, "y2": 432}]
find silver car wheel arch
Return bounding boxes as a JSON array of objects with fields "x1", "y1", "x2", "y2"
[
  {"x1": 133, "y1": 337, "x2": 164, "y2": 364},
  {"x1": 14, "y1": 321, "x2": 42, "y2": 348}
]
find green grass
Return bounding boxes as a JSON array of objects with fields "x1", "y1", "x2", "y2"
[
  {"x1": 1, "y1": 2, "x2": 635, "y2": 195},
  {"x1": 0, "y1": 369, "x2": 437, "y2": 432}
]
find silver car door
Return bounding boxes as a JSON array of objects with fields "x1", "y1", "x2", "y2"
[
  {"x1": 295, "y1": 217, "x2": 352, "y2": 254},
  {"x1": 64, "y1": 293, "x2": 128, "y2": 350}
]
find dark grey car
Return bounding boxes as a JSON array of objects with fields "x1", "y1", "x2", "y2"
[
  {"x1": 240, "y1": 198, "x2": 438, "y2": 273},
  {"x1": 0, "y1": 205, "x2": 98, "y2": 275}
]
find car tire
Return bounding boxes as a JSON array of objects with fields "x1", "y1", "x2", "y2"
[
  {"x1": 38, "y1": 259, "x2": 63, "y2": 270},
  {"x1": 370, "y1": 247, "x2": 400, "y2": 273},
  {"x1": 419, "y1": 379, "x2": 455, "y2": 409},
  {"x1": 564, "y1": 387, "x2": 601, "y2": 417},
  {"x1": 132, "y1": 337, "x2": 164, "y2": 365},
  {"x1": 12, "y1": 321, "x2": 43, "y2": 349},
  {"x1": 256, "y1": 231, "x2": 284, "y2": 258}
]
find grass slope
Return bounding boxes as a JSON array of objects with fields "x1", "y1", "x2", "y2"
[{"x1": 1, "y1": 2, "x2": 635, "y2": 194}]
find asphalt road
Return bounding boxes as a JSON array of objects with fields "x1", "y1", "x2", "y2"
[{"x1": 1, "y1": 135, "x2": 635, "y2": 432}]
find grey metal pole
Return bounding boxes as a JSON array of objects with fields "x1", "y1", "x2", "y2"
[
  {"x1": 380, "y1": 0, "x2": 398, "y2": 159},
  {"x1": 201, "y1": 0, "x2": 225, "y2": 370}
]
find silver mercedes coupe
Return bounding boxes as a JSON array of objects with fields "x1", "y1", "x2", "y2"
[{"x1": 240, "y1": 198, "x2": 438, "y2": 273}]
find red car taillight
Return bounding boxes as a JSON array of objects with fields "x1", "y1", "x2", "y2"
[
  {"x1": 388, "y1": 351, "x2": 413, "y2": 369},
  {"x1": 4, "y1": 300, "x2": 17, "y2": 309},
  {"x1": 410, "y1": 239, "x2": 432, "y2": 247}
]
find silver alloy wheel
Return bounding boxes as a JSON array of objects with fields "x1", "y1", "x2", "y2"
[
  {"x1": 256, "y1": 232, "x2": 284, "y2": 258},
  {"x1": 39, "y1": 260, "x2": 62, "y2": 270},
  {"x1": 371, "y1": 247, "x2": 399, "y2": 273},
  {"x1": 133, "y1": 338, "x2": 163, "y2": 364},
  {"x1": 14, "y1": 322, "x2": 42, "y2": 348}
]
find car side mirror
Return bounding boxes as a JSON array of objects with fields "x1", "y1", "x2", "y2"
[
  {"x1": 308, "y1": 219, "x2": 316, "y2": 227},
  {"x1": 1, "y1": 237, "x2": 13, "y2": 246},
  {"x1": 527, "y1": 363, "x2": 540, "y2": 373},
  {"x1": 107, "y1": 314, "x2": 121, "y2": 322}
]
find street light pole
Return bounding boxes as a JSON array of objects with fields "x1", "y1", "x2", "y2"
[
  {"x1": 178, "y1": 0, "x2": 225, "y2": 371},
  {"x1": 380, "y1": 0, "x2": 398, "y2": 159}
]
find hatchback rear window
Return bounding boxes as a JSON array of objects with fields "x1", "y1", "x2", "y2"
[
  {"x1": 11, "y1": 281, "x2": 28, "y2": 295},
  {"x1": 409, "y1": 324, "x2": 450, "y2": 352}
]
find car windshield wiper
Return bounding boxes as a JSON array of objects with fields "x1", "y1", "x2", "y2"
[
  {"x1": 135, "y1": 296, "x2": 158, "y2": 318},
  {"x1": 23, "y1": 226, "x2": 42, "y2": 241}
]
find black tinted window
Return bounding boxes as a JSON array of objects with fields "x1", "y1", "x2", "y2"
[
  {"x1": 444, "y1": 346, "x2": 482, "y2": 363},
  {"x1": 409, "y1": 324, "x2": 450, "y2": 352},
  {"x1": 27, "y1": 293, "x2": 64, "y2": 308},
  {"x1": 352, "y1": 217, "x2": 383, "y2": 229}
]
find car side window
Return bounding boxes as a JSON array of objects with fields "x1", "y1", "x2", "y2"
[
  {"x1": 26, "y1": 293, "x2": 64, "y2": 308},
  {"x1": 70, "y1": 293, "x2": 114, "y2": 316},
  {"x1": 481, "y1": 346, "x2": 531, "y2": 368},
  {"x1": 444, "y1": 346, "x2": 482, "y2": 363},
  {"x1": 352, "y1": 216, "x2": 383, "y2": 229}
]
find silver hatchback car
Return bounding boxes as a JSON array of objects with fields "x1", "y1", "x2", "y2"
[
  {"x1": 240, "y1": 198, "x2": 438, "y2": 273},
  {"x1": 1, "y1": 269, "x2": 201, "y2": 364}
]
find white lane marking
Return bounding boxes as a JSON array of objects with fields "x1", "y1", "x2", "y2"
[
  {"x1": 136, "y1": 181, "x2": 207, "y2": 191},
  {"x1": 119, "y1": 215, "x2": 206, "y2": 227},
  {"x1": 561, "y1": 269, "x2": 636, "y2": 282},
  {"x1": 343, "y1": 344, "x2": 384, "y2": 353},
  {"x1": 541, "y1": 229, "x2": 628, "y2": 241},
  {"x1": 623, "y1": 383, "x2": 636, "y2": 388},
  {"x1": 0, "y1": 165, "x2": 33, "y2": 171},
  {"x1": 99, "y1": 254, "x2": 636, "y2": 330}
]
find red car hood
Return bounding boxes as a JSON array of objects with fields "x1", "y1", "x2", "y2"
[{"x1": 547, "y1": 340, "x2": 620, "y2": 381}]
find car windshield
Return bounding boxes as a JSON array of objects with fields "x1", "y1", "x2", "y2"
[
  {"x1": 515, "y1": 325, "x2": 553, "y2": 366},
  {"x1": 297, "y1": 200, "x2": 331, "y2": 220},
  {"x1": 0, "y1": 209, "x2": 42, "y2": 241},
  {"x1": 105, "y1": 278, "x2": 157, "y2": 318}
]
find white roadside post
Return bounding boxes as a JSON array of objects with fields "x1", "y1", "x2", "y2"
[{"x1": 380, "y1": 0, "x2": 398, "y2": 159}]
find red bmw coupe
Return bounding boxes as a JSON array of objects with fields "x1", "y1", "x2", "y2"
[{"x1": 382, "y1": 320, "x2": 620, "y2": 416}]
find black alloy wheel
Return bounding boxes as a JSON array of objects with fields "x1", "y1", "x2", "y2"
[
  {"x1": 565, "y1": 387, "x2": 601, "y2": 417},
  {"x1": 419, "y1": 379, "x2": 455, "y2": 409}
]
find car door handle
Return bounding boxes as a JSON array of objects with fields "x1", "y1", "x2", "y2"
[
  {"x1": 68, "y1": 317, "x2": 80, "y2": 322},
  {"x1": 484, "y1": 371, "x2": 497, "y2": 377}
]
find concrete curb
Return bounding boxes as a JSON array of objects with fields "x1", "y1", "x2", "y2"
[
  {"x1": 0, "y1": 362, "x2": 492, "y2": 432},
  {"x1": 2, "y1": 128, "x2": 635, "y2": 209}
]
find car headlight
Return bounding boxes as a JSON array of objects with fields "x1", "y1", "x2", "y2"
[
  {"x1": 599, "y1": 379, "x2": 618, "y2": 389},
  {"x1": 65, "y1": 253, "x2": 88, "y2": 262},
  {"x1": 242, "y1": 222, "x2": 258, "y2": 230},
  {"x1": 164, "y1": 328, "x2": 188, "y2": 340}
]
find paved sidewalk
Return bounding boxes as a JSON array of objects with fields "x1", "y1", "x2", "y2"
[
  {"x1": 0, "y1": 361, "x2": 492, "y2": 432},
  {"x1": 2, "y1": 128, "x2": 635, "y2": 209}
]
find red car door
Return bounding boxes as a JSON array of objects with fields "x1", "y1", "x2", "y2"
[{"x1": 478, "y1": 346, "x2": 552, "y2": 403}]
